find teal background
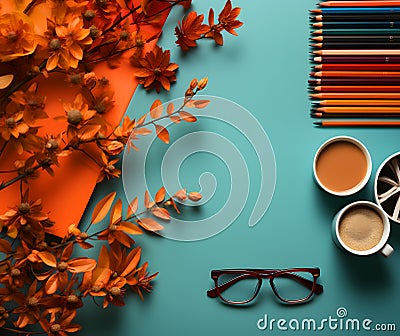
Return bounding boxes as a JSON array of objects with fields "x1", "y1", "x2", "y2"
[{"x1": 79, "y1": 0, "x2": 400, "y2": 335}]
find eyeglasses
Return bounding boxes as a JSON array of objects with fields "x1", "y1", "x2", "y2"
[{"x1": 207, "y1": 268, "x2": 323, "y2": 305}]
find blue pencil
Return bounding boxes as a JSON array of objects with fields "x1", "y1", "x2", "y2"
[{"x1": 311, "y1": 8, "x2": 400, "y2": 14}]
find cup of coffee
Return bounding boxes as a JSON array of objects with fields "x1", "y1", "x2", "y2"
[
  {"x1": 332, "y1": 201, "x2": 394, "y2": 257},
  {"x1": 313, "y1": 136, "x2": 372, "y2": 196}
]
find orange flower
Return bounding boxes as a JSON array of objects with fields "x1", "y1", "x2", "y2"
[
  {"x1": 0, "y1": 104, "x2": 29, "y2": 141},
  {"x1": 58, "y1": 94, "x2": 97, "y2": 142},
  {"x1": 39, "y1": 309, "x2": 81, "y2": 336},
  {"x1": 13, "y1": 280, "x2": 45, "y2": 328},
  {"x1": 37, "y1": 244, "x2": 97, "y2": 294},
  {"x1": 0, "y1": 12, "x2": 37, "y2": 61},
  {"x1": 215, "y1": 0, "x2": 243, "y2": 37},
  {"x1": 97, "y1": 152, "x2": 121, "y2": 183},
  {"x1": 97, "y1": 199, "x2": 142, "y2": 248},
  {"x1": 10, "y1": 83, "x2": 48, "y2": 127},
  {"x1": 0, "y1": 198, "x2": 49, "y2": 240},
  {"x1": 175, "y1": 11, "x2": 209, "y2": 51},
  {"x1": 131, "y1": 45, "x2": 178, "y2": 92},
  {"x1": 46, "y1": 17, "x2": 92, "y2": 71}
]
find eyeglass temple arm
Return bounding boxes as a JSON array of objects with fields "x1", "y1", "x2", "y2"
[{"x1": 207, "y1": 271, "x2": 323, "y2": 298}]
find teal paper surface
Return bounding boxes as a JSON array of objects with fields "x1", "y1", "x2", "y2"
[{"x1": 80, "y1": 1, "x2": 400, "y2": 335}]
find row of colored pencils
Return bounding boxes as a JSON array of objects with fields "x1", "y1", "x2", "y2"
[{"x1": 310, "y1": 1, "x2": 400, "y2": 127}]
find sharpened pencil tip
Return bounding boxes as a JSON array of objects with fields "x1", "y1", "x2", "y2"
[{"x1": 314, "y1": 122, "x2": 323, "y2": 126}]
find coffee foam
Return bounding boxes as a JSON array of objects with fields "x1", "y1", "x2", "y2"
[{"x1": 339, "y1": 206, "x2": 384, "y2": 251}]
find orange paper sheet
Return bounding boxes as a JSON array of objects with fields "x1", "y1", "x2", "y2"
[{"x1": 0, "y1": 4, "x2": 171, "y2": 237}]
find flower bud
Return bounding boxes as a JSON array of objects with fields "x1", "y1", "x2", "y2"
[
  {"x1": 189, "y1": 78, "x2": 198, "y2": 90},
  {"x1": 197, "y1": 77, "x2": 208, "y2": 90}
]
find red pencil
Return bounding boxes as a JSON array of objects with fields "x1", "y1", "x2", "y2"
[
  {"x1": 310, "y1": 92, "x2": 400, "y2": 99},
  {"x1": 314, "y1": 121, "x2": 400, "y2": 127},
  {"x1": 312, "y1": 86, "x2": 400, "y2": 92},
  {"x1": 319, "y1": 1, "x2": 400, "y2": 7},
  {"x1": 311, "y1": 71, "x2": 400, "y2": 77},
  {"x1": 314, "y1": 64, "x2": 400, "y2": 71}
]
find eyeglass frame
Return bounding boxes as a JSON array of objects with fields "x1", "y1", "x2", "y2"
[{"x1": 207, "y1": 267, "x2": 323, "y2": 305}]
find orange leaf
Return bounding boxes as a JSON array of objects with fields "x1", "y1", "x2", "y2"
[
  {"x1": 193, "y1": 100, "x2": 210, "y2": 109},
  {"x1": 91, "y1": 192, "x2": 116, "y2": 224},
  {"x1": 0, "y1": 74, "x2": 13, "y2": 89},
  {"x1": 127, "y1": 197, "x2": 138, "y2": 217},
  {"x1": 117, "y1": 221, "x2": 143, "y2": 235},
  {"x1": 68, "y1": 258, "x2": 97, "y2": 273},
  {"x1": 45, "y1": 273, "x2": 59, "y2": 294},
  {"x1": 155, "y1": 124, "x2": 169, "y2": 144},
  {"x1": 144, "y1": 190, "x2": 150, "y2": 208},
  {"x1": 134, "y1": 128, "x2": 152, "y2": 135},
  {"x1": 121, "y1": 246, "x2": 141, "y2": 277},
  {"x1": 38, "y1": 251, "x2": 57, "y2": 267},
  {"x1": 155, "y1": 186, "x2": 166, "y2": 203},
  {"x1": 97, "y1": 245, "x2": 110, "y2": 270},
  {"x1": 61, "y1": 243, "x2": 74, "y2": 261},
  {"x1": 77, "y1": 124, "x2": 101, "y2": 140},
  {"x1": 169, "y1": 115, "x2": 181, "y2": 123},
  {"x1": 93, "y1": 268, "x2": 113, "y2": 290},
  {"x1": 173, "y1": 188, "x2": 187, "y2": 201},
  {"x1": 166, "y1": 103, "x2": 174, "y2": 115},
  {"x1": 137, "y1": 113, "x2": 147, "y2": 125},
  {"x1": 138, "y1": 218, "x2": 164, "y2": 231},
  {"x1": 188, "y1": 191, "x2": 202, "y2": 201},
  {"x1": 150, "y1": 99, "x2": 163, "y2": 119},
  {"x1": 110, "y1": 199, "x2": 122, "y2": 225},
  {"x1": 152, "y1": 207, "x2": 171, "y2": 221},
  {"x1": 179, "y1": 111, "x2": 197, "y2": 122}
]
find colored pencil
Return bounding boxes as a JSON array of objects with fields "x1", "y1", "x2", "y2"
[
  {"x1": 314, "y1": 120, "x2": 400, "y2": 127},
  {"x1": 311, "y1": 42, "x2": 400, "y2": 49},
  {"x1": 312, "y1": 14, "x2": 400, "y2": 21},
  {"x1": 311, "y1": 70, "x2": 400, "y2": 77},
  {"x1": 313, "y1": 29, "x2": 400, "y2": 35},
  {"x1": 312, "y1": 55, "x2": 400, "y2": 62},
  {"x1": 314, "y1": 99, "x2": 400, "y2": 106},
  {"x1": 314, "y1": 63, "x2": 400, "y2": 70},
  {"x1": 309, "y1": 78, "x2": 400, "y2": 85},
  {"x1": 312, "y1": 85, "x2": 400, "y2": 92},
  {"x1": 311, "y1": 8, "x2": 400, "y2": 14},
  {"x1": 313, "y1": 22, "x2": 400, "y2": 29},
  {"x1": 312, "y1": 36, "x2": 400, "y2": 42},
  {"x1": 310, "y1": 92, "x2": 400, "y2": 98},
  {"x1": 315, "y1": 106, "x2": 400, "y2": 113},
  {"x1": 319, "y1": 1, "x2": 400, "y2": 8},
  {"x1": 313, "y1": 49, "x2": 400, "y2": 55},
  {"x1": 311, "y1": 112, "x2": 400, "y2": 118}
]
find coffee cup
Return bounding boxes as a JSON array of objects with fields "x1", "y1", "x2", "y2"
[
  {"x1": 313, "y1": 136, "x2": 372, "y2": 196},
  {"x1": 332, "y1": 201, "x2": 393, "y2": 257}
]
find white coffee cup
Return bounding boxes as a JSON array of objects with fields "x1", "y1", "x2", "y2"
[
  {"x1": 332, "y1": 201, "x2": 394, "y2": 257},
  {"x1": 313, "y1": 136, "x2": 372, "y2": 197}
]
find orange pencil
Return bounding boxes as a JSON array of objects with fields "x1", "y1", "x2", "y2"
[
  {"x1": 316, "y1": 106, "x2": 400, "y2": 113},
  {"x1": 314, "y1": 121, "x2": 400, "y2": 127},
  {"x1": 311, "y1": 71, "x2": 400, "y2": 77},
  {"x1": 319, "y1": 1, "x2": 400, "y2": 7},
  {"x1": 310, "y1": 92, "x2": 400, "y2": 99},
  {"x1": 313, "y1": 50, "x2": 400, "y2": 55},
  {"x1": 316, "y1": 99, "x2": 400, "y2": 106},
  {"x1": 312, "y1": 86, "x2": 400, "y2": 92}
]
